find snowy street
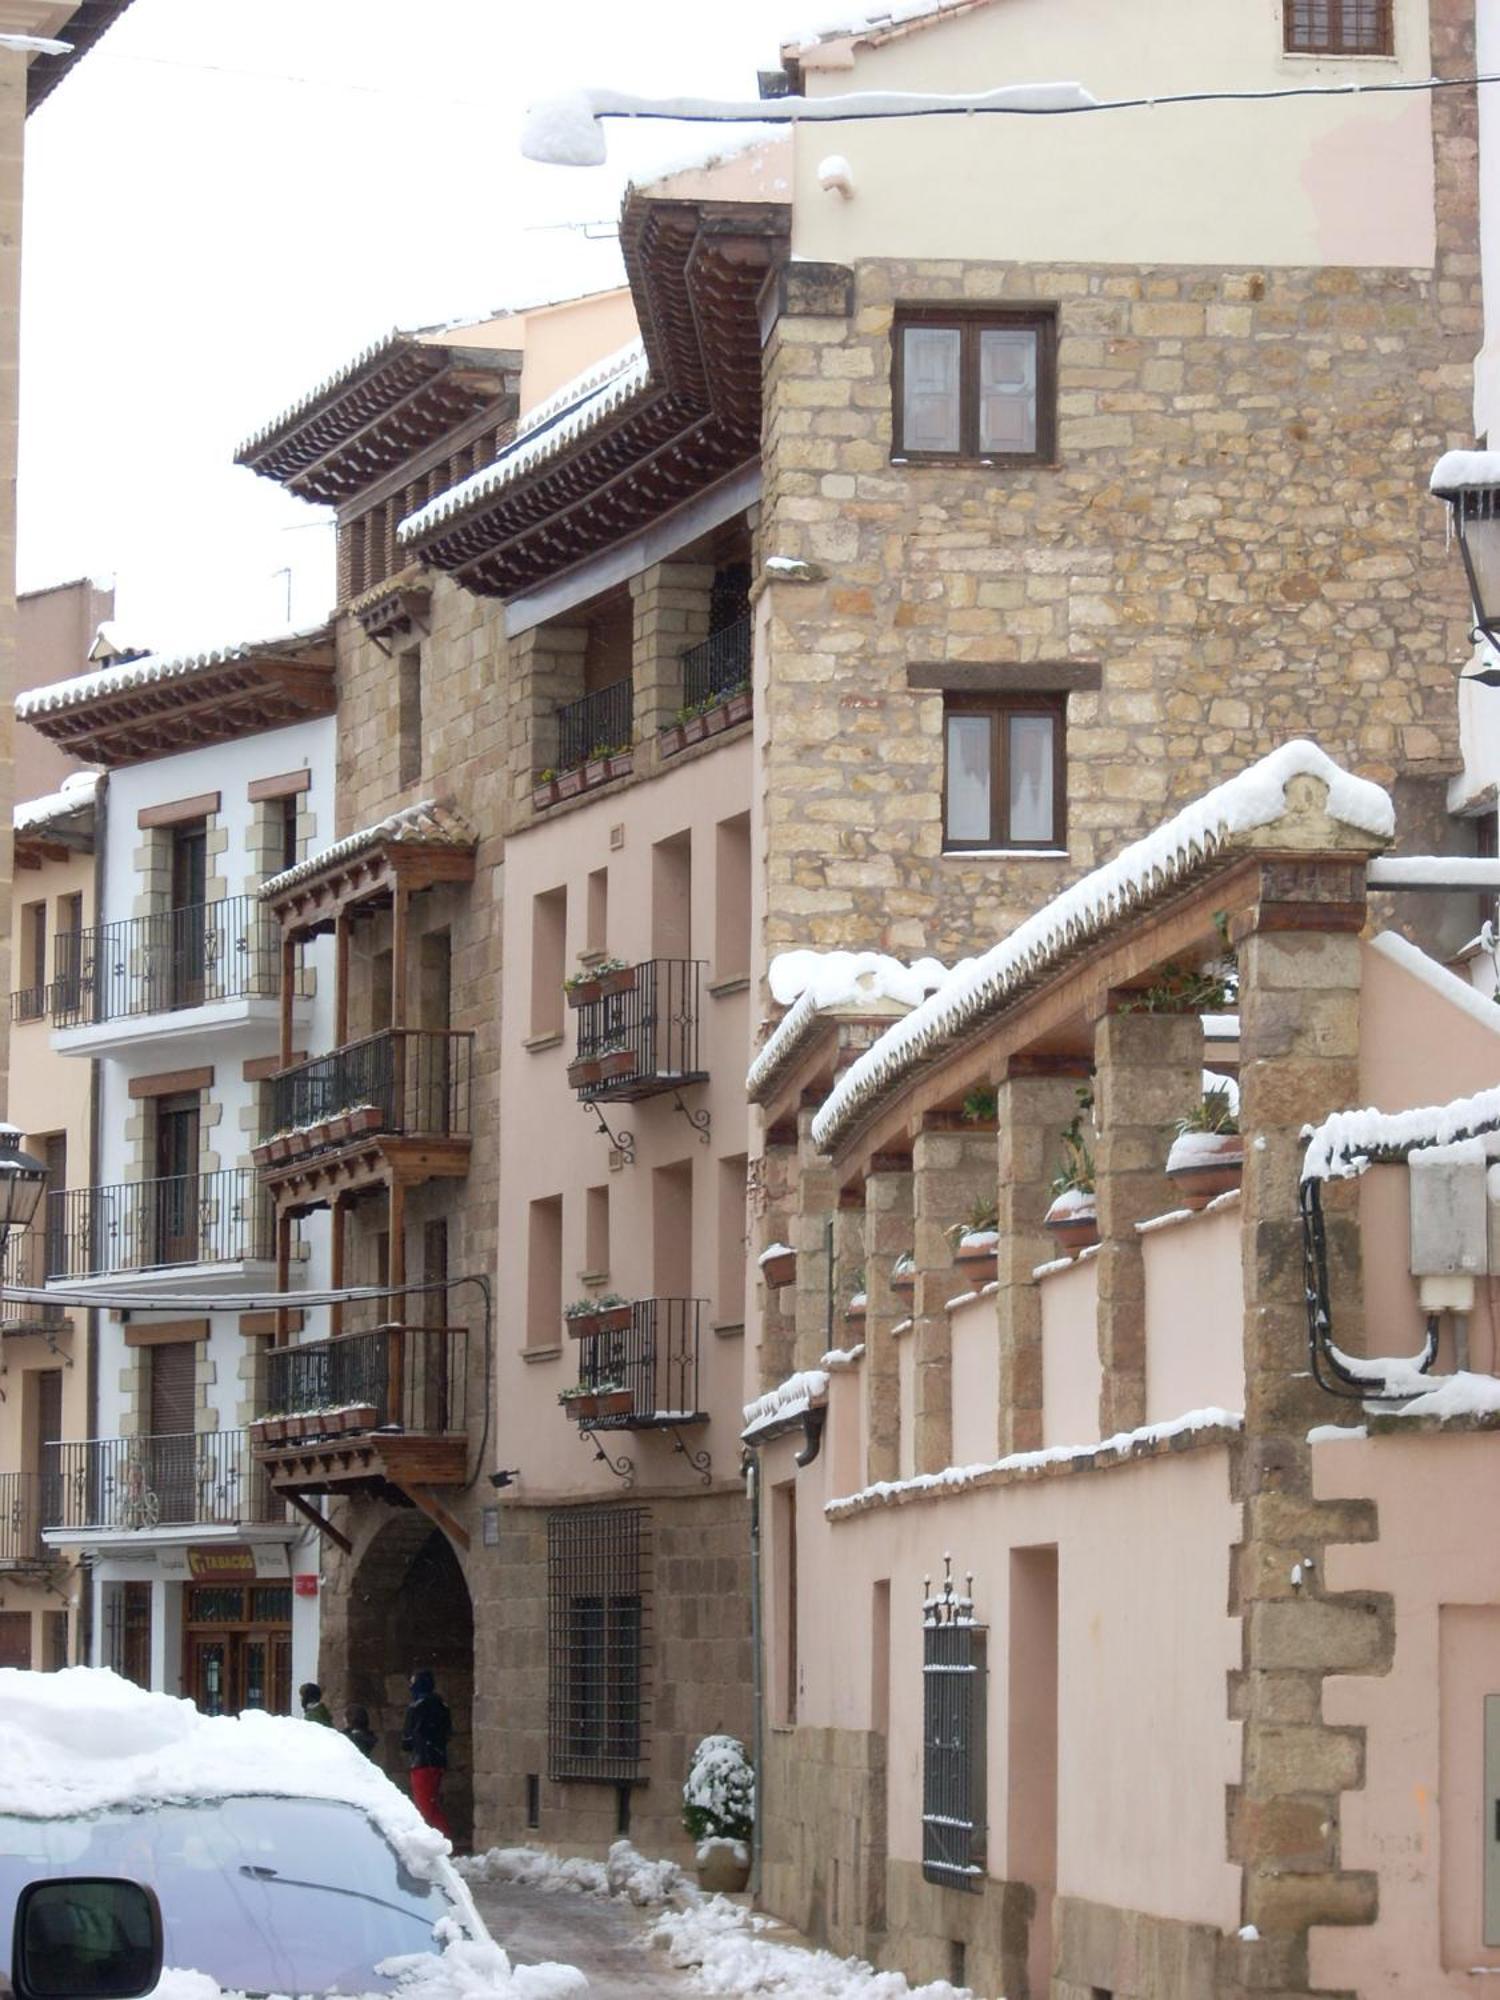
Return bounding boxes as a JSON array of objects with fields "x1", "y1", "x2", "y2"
[{"x1": 466, "y1": 1871, "x2": 698, "y2": 1996}]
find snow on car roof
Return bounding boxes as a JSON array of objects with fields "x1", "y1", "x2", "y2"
[{"x1": 0, "y1": 1668, "x2": 448, "y2": 1880}]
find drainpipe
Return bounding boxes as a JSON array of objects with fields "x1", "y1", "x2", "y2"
[{"x1": 745, "y1": 1447, "x2": 763, "y2": 1898}]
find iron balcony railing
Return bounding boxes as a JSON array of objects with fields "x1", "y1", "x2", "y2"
[
  {"x1": 570, "y1": 960, "x2": 707, "y2": 1104},
  {"x1": 572, "y1": 1297, "x2": 704, "y2": 1425},
  {"x1": 258, "y1": 1323, "x2": 467, "y2": 1434},
  {"x1": 0, "y1": 1471, "x2": 41, "y2": 1564},
  {"x1": 681, "y1": 613, "x2": 751, "y2": 712},
  {"x1": 264, "y1": 1029, "x2": 473, "y2": 1148},
  {"x1": 557, "y1": 676, "x2": 632, "y2": 772},
  {"x1": 40, "y1": 1430, "x2": 280, "y2": 1535},
  {"x1": 10, "y1": 985, "x2": 46, "y2": 1024},
  {"x1": 1, "y1": 1228, "x2": 67, "y2": 1330},
  {"x1": 52, "y1": 896, "x2": 305, "y2": 1030},
  {"x1": 48, "y1": 1168, "x2": 275, "y2": 1280}
]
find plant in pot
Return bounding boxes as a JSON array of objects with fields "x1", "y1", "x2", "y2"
[
  {"x1": 1166, "y1": 1074, "x2": 1243, "y2": 1210},
  {"x1": 597, "y1": 1035, "x2": 637, "y2": 1082},
  {"x1": 566, "y1": 1054, "x2": 603, "y2": 1091},
  {"x1": 960, "y1": 1085, "x2": 998, "y2": 1128},
  {"x1": 844, "y1": 1267, "x2": 867, "y2": 1334},
  {"x1": 890, "y1": 1250, "x2": 917, "y2": 1298},
  {"x1": 594, "y1": 1378, "x2": 634, "y2": 1419},
  {"x1": 558, "y1": 1382, "x2": 599, "y2": 1422},
  {"x1": 759, "y1": 1241, "x2": 796, "y2": 1289},
  {"x1": 564, "y1": 967, "x2": 602, "y2": 1010},
  {"x1": 1044, "y1": 1091, "x2": 1098, "y2": 1254},
  {"x1": 595, "y1": 957, "x2": 636, "y2": 999},
  {"x1": 532, "y1": 769, "x2": 559, "y2": 811},
  {"x1": 683, "y1": 1733, "x2": 754, "y2": 1894},
  {"x1": 724, "y1": 679, "x2": 752, "y2": 727},
  {"x1": 946, "y1": 1197, "x2": 1000, "y2": 1285}
]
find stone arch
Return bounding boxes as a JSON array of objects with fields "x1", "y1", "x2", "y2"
[{"x1": 343, "y1": 1512, "x2": 475, "y2": 1850}]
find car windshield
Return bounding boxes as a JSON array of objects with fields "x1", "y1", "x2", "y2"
[{"x1": 0, "y1": 1795, "x2": 456, "y2": 1996}]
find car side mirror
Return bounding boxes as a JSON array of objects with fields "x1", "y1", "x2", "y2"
[{"x1": 11, "y1": 1878, "x2": 164, "y2": 2000}]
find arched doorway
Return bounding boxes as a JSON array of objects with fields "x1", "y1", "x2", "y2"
[{"x1": 345, "y1": 1513, "x2": 474, "y2": 1851}]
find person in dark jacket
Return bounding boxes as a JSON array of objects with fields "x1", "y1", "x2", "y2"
[
  {"x1": 299, "y1": 1682, "x2": 334, "y2": 1727},
  {"x1": 342, "y1": 1705, "x2": 377, "y2": 1759},
  {"x1": 400, "y1": 1670, "x2": 452, "y2": 1835}
]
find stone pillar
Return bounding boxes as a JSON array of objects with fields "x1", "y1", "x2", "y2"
[
  {"x1": 630, "y1": 561, "x2": 714, "y2": 764},
  {"x1": 862, "y1": 1156, "x2": 913, "y2": 1486},
  {"x1": 793, "y1": 1100, "x2": 841, "y2": 1374},
  {"x1": 505, "y1": 620, "x2": 588, "y2": 809},
  {"x1": 754, "y1": 1127, "x2": 799, "y2": 1392},
  {"x1": 1231, "y1": 909, "x2": 1387, "y2": 1956},
  {"x1": 995, "y1": 1063, "x2": 1091, "y2": 1456},
  {"x1": 1092, "y1": 1010, "x2": 1203, "y2": 1437},
  {"x1": 911, "y1": 1120, "x2": 997, "y2": 1476}
]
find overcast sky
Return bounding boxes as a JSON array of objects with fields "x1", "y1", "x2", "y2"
[{"x1": 17, "y1": 0, "x2": 785, "y2": 657}]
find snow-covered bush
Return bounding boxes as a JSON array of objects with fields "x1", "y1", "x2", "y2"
[{"x1": 682, "y1": 1732, "x2": 754, "y2": 1845}]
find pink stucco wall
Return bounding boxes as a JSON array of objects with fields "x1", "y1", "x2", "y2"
[
  {"x1": 1141, "y1": 1200, "x2": 1245, "y2": 1424},
  {"x1": 950, "y1": 1286, "x2": 1000, "y2": 1467},
  {"x1": 1041, "y1": 1252, "x2": 1100, "y2": 1447}
]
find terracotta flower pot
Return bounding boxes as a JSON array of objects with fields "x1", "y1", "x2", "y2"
[
  {"x1": 584, "y1": 758, "x2": 608, "y2": 790},
  {"x1": 598, "y1": 966, "x2": 636, "y2": 999},
  {"x1": 566, "y1": 980, "x2": 602, "y2": 1010},
  {"x1": 567, "y1": 1058, "x2": 602, "y2": 1090},
  {"x1": 695, "y1": 1840, "x2": 750, "y2": 1895},
  {"x1": 890, "y1": 1261, "x2": 916, "y2": 1298},
  {"x1": 1044, "y1": 1190, "x2": 1099, "y2": 1254},
  {"x1": 605, "y1": 753, "x2": 632, "y2": 782},
  {"x1": 348, "y1": 1106, "x2": 383, "y2": 1136},
  {"x1": 682, "y1": 714, "x2": 708, "y2": 745},
  {"x1": 1165, "y1": 1131, "x2": 1245, "y2": 1212},
  {"x1": 660, "y1": 723, "x2": 687, "y2": 757},
  {"x1": 563, "y1": 1392, "x2": 599, "y2": 1422},
  {"x1": 844, "y1": 1296, "x2": 867, "y2": 1335},
  {"x1": 566, "y1": 1310, "x2": 602, "y2": 1340},
  {"x1": 557, "y1": 768, "x2": 585, "y2": 799},
  {"x1": 532, "y1": 780, "x2": 559, "y2": 811},
  {"x1": 346, "y1": 1404, "x2": 378, "y2": 1433},
  {"x1": 725, "y1": 690, "x2": 752, "y2": 727},
  {"x1": 599, "y1": 1048, "x2": 636, "y2": 1081},
  {"x1": 760, "y1": 1247, "x2": 796, "y2": 1289},
  {"x1": 595, "y1": 1304, "x2": 633, "y2": 1335},
  {"x1": 598, "y1": 1388, "x2": 634, "y2": 1418},
  {"x1": 954, "y1": 1230, "x2": 998, "y2": 1286}
]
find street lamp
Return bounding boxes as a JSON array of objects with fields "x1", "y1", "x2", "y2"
[
  {"x1": 0, "y1": 1124, "x2": 49, "y2": 1261},
  {"x1": 1431, "y1": 451, "x2": 1500, "y2": 682}
]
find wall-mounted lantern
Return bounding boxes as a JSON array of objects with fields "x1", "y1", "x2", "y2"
[{"x1": 1432, "y1": 451, "x2": 1500, "y2": 683}]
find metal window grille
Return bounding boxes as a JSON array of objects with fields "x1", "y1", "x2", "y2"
[
  {"x1": 547, "y1": 1505, "x2": 650, "y2": 1783},
  {"x1": 921, "y1": 1556, "x2": 987, "y2": 1890}
]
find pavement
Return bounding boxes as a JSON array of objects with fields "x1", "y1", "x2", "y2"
[{"x1": 468, "y1": 1875, "x2": 701, "y2": 1996}]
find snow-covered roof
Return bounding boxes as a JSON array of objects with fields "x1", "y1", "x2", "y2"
[
  {"x1": 260, "y1": 797, "x2": 477, "y2": 900},
  {"x1": 810, "y1": 742, "x2": 1394, "y2": 1156},
  {"x1": 742, "y1": 1367, "x2": 830, "y2": 1441},
  {"x1": 1430, "y1": 449, "x2": 1500, "y2": 494},
  {"x1": 781, "y1": 0, "x2": 995, "y2": 56},
  {"x1": 14, "y1": 768, "x2": 99, "y2": 836},
  {"x1": 747, "y1": 950, "x2": 951, "y2": 1100},
  {"x1": 0, "y1": 1668, "x2": 447, "y2": 1878},
  {"x1": 400, "y1": 341, "x2": 651, "y2": 543},
  {"x1": 15, "y1": 623, "x2": 331, "y2": 722}
]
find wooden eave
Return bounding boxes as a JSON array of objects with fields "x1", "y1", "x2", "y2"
[
  {"x1": 27, "y1": 0, "x2": 135, "y2": 112},
  {"x1": 255, "y1": 1433, "x2": 470, "y2": 1549},
  {"x1": 406, "y1": 199, "x2": 788, "y2": 597},
  {"x1": 265, "y1": 838, "x2": 475, "y2": 941},
  {"x1": 258, "y1": 1131, "x2": 472, "y2": 1214},
  {"x1": 237, "y1": 342, "x2": 518, "y2": 505},
  {"x1": 754, "y1": 1011, "x2": 909, "y2": 1137},
  {"x1": 23, "y1": 651, "x2": 336, "y2": 768},
  {"x1": 826, "y1": 850, "x2": 1370, "y2": 1190}
]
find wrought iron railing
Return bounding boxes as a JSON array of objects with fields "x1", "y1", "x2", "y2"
[
  {"x1": 0, "y1": 1471, "x2": 40, "y2": 1563},
  {"x1": 264, "y1": 1029, "x2": 473, "y2": 1147},
  {"x1": 258, "y1": 1324, "x2": 467, "y2": 1434},
  {"x1": 40, "y1": 1430, "x2": 280, "y2": 1534},
  {"x1": 557, "y1": 677, "x2": 632, "y2": 772},
  {"x1": 52, "y1": 896, "x2": 305, "y2": 1029},
  {"x1": 1, "y1": 1228, "x2": 66, "y2": 1329},
  {"x1": 47, "y1": 1168, "x2": 275, "y2": 1279},
  {"x1": 921, "y1": 1560, "x2": 988, "y2": 1890},
  {"x1": 10, "y1": 985, "x2": 46, "y2": 1024},
  {"x1": 681, "y1": 614, "x2": 751, "y2": 711},
  {"x1": 571, "y1": 1297, "x2": 704, "y2": 1424},
  {"x1": 570, "y1": 960, "x2": 706, "y2": 1102}
]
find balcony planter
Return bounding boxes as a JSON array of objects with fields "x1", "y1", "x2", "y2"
[
  {"x1": 253, "y1": 1417, "x2": 286, "y2": 1448},
  {"x1": 954, "y1": 1229, "x2": 999, "y2": 1287},
  {"x1": 532, "y1": 778, "x2": 559, "y2": 811},
  {"x1": 682, "y1": 713, "x2": 708, "y2": 746},
  {"x1": 702, "y1": 703, "x2": 730, "y2": 737},
  {"x1": 561, "y1": 1390, "x2": 600, "y2": 1422},
  {"x1": 567, "y1": 1057, "x2": 603, "y2": 1091},
  {"x1": 605, "y1": 752, "x2": 633, "y2": 782},
  {"x1": 283, "y1": 1414, "x2": 308, "y2": 1441},
  {"x1": 725, "y1": 689, "x2": 752, "y2": 728},
  {"x1": 844, "y1": 1292, "x2": 867, "y2": 1334},
  {"x1": 659, "y1": 721, "x2": 687, "y2": 758},
  {"x1": 566, "y1": 1302, "x2": 633, "y2": 1340},
  {"x1": 598, "y1": 965, "x2": 636, "y2": 1000},
  {"x1": 1044, "y1": 1188, "x2": 1099, "y2": 1255},
  {"x1": 266, "y1": 1135, "x2": 293, "y2": 1164},
  {"x1": 557, "y1": 767, "x2": 586, "y2": 800},
  {"x1": 584, "y1": 756, "x2": 609, "y2": 790},
  {"x1": 1165, "y1": 1130, "x2": 1244, "y2": 1211},
  {"x1": 599, "y1": 1048, "x2": 637, "y2": 1082},
  {"x1": 343, "y1": 1403, "x2": 378, "y2": 1433},
  {"x1": 598, "y1": 1387, "x2": 635, "y2": 1419},
  {"x1": 566, "y1": 978, "x2": 603, "y2": 1011},
  {"x1": 759, "y1": 1243, "x2": 796, "y2": 1289},
  {"x1": 346, "y1": 1105, "x2": 383, "y2": 1138},
  {"x1": 890, "y1": 1255, "x2": 917, "y2": 1299}
]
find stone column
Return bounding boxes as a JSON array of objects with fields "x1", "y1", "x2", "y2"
[
  {"x1": 630, "y1": 561, "x2": 714, "y2": 767},
  {"x1": 1092, "y1": 1010, "x2": 1203, "y2": 1437},
  {"x1": 862, "y1": 1155, "x2": 913, "y2": 1486},
  {"x1": 753, "y1": 1127, "x2": 799, "y2": 1392},
  {"x1": 1234, "y1": 912, "x2": 1384, "y2": 1948},
  {"x1": 793, "y1": 1101, "x2": 841, "y2": 1374},
  {"x1": 505, "y1": 621, "x2": 588, "y2": 810},
  {"x1": 995, "y1": 1063, "x2": 1092, "y2": 1456},
  {"x1": 911, "y1": 1119, "x2": 997, "y2": 1476}
]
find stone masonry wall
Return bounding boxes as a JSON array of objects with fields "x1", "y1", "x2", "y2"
[{"x1": 755, "y1": 234, "x2": 1478, "y2": 972}]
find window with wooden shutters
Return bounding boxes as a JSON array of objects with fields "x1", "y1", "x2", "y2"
[
  {"x1": 921, "y1": 1557, "x2": 987, "y2": 1890},
  {"x1": 149, "y1": 1340, "x2": 196, "y2": 1434},
  {"x1": 147, "y1": 1341, "x2": 198, "y2": 1525},
  {"x1": 547, "y1": 1505, "x2": 650, "y2": 1782},
  {"x1": 1284, "y1": 0, "x2": 1392, "y2": 53},
  {"x1": 893, "y1": 308, "x2": 1056, "y2": 465}
]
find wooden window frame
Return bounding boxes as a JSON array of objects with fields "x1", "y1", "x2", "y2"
[
  {"x1": 1283, "y1": 0, "x2": 1392, "y2": 55},
  {"x1": 892, "y1": 306, "x2": 1058, "y2": 467},
  {"x1": 942, "y1": 693, "x2": 1067, "y2": 854}
]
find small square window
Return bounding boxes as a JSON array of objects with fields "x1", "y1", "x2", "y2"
[
  {"x1": 1283, "y1": 0, "x2": 1391, "y2": 54},
  {"x1": 893, "y1": 308, "x2": 1056, "y2": 466},
  {"x1": 943, "y1": 696, "x2": 1066, "y2": 853}
]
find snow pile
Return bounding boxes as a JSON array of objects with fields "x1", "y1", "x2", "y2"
[
  {"x1": 153, "y1": 1939, "x2": 585, "y2": 2000},
  {"x1": 821, "y1": 1343, "x2": 866, "y2": 1369},
  {"x1": 1430, "y1": 449, "x2": 1500, "y2": 493},
  {"x1": 743, "y1": 1368, "x2": 830, "y2": 1440},
  {"x1": 813, "y1": 743, "x2": 1392, "y2": 1154},
  {"x1": 826, "y1": 1407, "x2": 1242, "y2": 1517},
  {"x1": 1381, "y1": 1370, "x2": 1500, "y2": 1422},
  {"x1": 458, "y1": 1839, "x2": 695, "y2": 1910},
  {"x1": 0, "y1": 1668, "x2": 447, "y2": 1880},
  {"x1": 1301, "y1": 1083, "x2": 1500, "y2": 1181},
  {"x1": 749, "y1": 951, "x2": 951, "y2": 1100},
  {"x1": 650, "y1": 1895, "x2": 972, "y2": 1998},
  {"x1": 14, "y1": 769, "x2": 99, "y2": 834},
  {"x1": 758, "y1": 1241, "x2": 795, "y2": 1265}
]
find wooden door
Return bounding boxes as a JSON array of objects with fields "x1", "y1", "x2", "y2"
[
  {"x1": 33, "y1": 1368, "x2": 61, "y2": 1552},
  {"x1": 0, "y1": 1610, "x2": 30, "y2": 1668},
  {"x1": 153, "y1": 1095, "x2": 200, "y2": 1266},
  {"x1": 170, "y1": 822, "x2": 208, "y2": 1004}
]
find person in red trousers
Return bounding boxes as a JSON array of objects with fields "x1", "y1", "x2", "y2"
[{"x1": 400, "y1": 1670, "x2": 453, "y2": 1838}]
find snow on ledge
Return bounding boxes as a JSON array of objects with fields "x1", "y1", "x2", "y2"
[
  {"x1": 1301, "y1": 1082, "x2": 1500, "y2": 1182},
  {"x1": 826, "y1": 1406, "x2": 1243, "y2": 1518},
  {"x1": 14, "y1": 769, "x2": 99, "y2": 834},
  {"x1": 748, "y1": 950, "x2": 950, "y2": 1100},
  {"x1": 1431, "y1": 449, "x2": 1500, "y2": 494},
  {"x1": 820, "y1": 1343, "x2": 865, "y2": 1369},
  {"x1": 811, "y1": 742, "x2": 1392, "y2": 1155},
  {"x1": 742, "y1": 1367, "x2": 830, "y2": 1440}
]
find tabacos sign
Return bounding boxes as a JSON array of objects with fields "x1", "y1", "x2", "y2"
[{"x1": 185, "y1": 1547, "x2": 258, "y2": 1583}]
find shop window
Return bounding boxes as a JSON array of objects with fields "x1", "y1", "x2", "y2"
[
  {"x1": 943, "y1": 695, "x2": 1066, "y2": 852},
  {"x1": 893, "y1": 308, "x2": 1056, "y2": 465}
]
